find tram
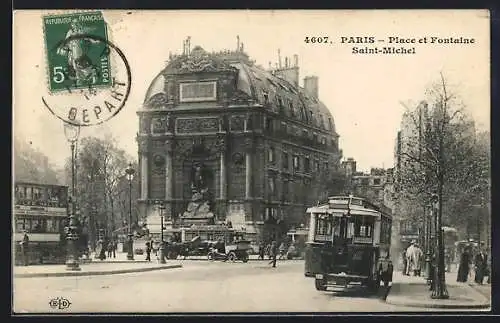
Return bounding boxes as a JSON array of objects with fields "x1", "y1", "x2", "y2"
[
  {"x1": 13, "y1": 182, "x2": 69, "y2": 265},
  {"x1": 304, "y1": 195, "x2": 394, "y2": 292}
]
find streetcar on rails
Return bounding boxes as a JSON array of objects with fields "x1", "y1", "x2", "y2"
[
  {"x1": 304, "y1": 195, "x2": 394, "y2": 293},
  {"x1": 13, "y1": 182, "x2": 69, "y2": 265}
]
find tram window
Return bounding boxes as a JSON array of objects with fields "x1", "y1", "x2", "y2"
[
  {"x1": 15, "y1": 219, "x2": 26, "y2": 232},
  {"x1": 315, "y1": 216, "x2": 332, "y2": 236},
  {"x1": 46, "y1": 219, "x2": 59, "y2": 233},
  {"x1": 354, "y1": 216, "x2": 374, "y2": 237}
]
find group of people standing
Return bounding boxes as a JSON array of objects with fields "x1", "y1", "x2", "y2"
[
  {"x1": 456, "y1": 244, "x2": 490, "y2": 285},
  {"x1": 402, "y1": 241, "x2": 424, "y2": 276}
]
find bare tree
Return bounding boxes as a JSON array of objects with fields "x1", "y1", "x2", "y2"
[{"x1": 396, "y1": 73, "x2": 488, "y2": 299}]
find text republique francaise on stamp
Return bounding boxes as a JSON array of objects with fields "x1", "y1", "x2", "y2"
[{"x1": 41, "y1": 11, "x2": 131, "y2": 126}]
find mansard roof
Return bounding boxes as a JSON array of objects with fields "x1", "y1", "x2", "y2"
[{"x1": 143, "y1": 45, "x2": 336, "y2": 134}]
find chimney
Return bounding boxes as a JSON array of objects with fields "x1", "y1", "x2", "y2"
[
  {"x1": 293, "y1": 54, "x2": 298, "y2": 67},
  {"x1": 187, "y1": 36, "x2": 191, "y2": 55},
  {"x1": 278, "y1": 49, "x2": 282, "y2": 68},
  {"x1": 272, "y1": 53, "x2": 300, "y2": 87},
  {"x1": 303, "y1": 76, "x2": 319, "y2": 98}
]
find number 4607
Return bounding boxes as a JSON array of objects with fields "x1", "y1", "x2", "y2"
[{"x1": 304, "y1": 37, "x2": 330, "y2": 44}]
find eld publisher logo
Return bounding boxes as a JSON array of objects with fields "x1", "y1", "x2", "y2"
[{"x1": 49, "y1": 297, "x2": 71, "y2": 310}]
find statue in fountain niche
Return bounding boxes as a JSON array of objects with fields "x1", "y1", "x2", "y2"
[{"x1": 182, "y1": 163, "x2": 214, "y2": 219}]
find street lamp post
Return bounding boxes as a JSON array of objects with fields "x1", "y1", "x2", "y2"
[
  {"x1": 125, "y1": 163, "x2": 136, "y2": 261},
  {"x1": 425, "y1": 203, "x2": 432, "y2": 283},
  {"x1": 63, "y1": 123, "x2": 81, "y2": 271},
  {"x1": 157, "y1": 200, "x2": 166, "y2": 264},
  {"x1": 431, "y1": 190, "x2": 449, "y2": 299}
]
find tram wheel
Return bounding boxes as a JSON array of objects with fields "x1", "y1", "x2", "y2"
[
  {"x1": 315, "y1": 278, "x2": 327, "y2": 291},
  {"x1": 207, "y1": 253, "x2": 214, "y2": 261},
  {"x1": 228, "y1": 252, "x2": 236, "y2": 262}
]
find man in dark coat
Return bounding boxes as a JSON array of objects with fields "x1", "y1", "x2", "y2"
[
  {"x1": 474, "y1": 248, "x2": 488, "y2": 284},
  {"x1": 145, "y1": 241, "x2": 152, "y2": 262},
  {"x1": 268, "y1": 241, "x2": 277, "y2": 268},
  {"x1": 258, "y1": 242, "x2": 265, "y2": 260},
  {"x1": 457, "y1": 246, "x2": 472, "y2": 283}
]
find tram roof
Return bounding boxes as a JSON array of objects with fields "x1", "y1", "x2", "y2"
[{"x1": 305, "y1": 205, "x2": 382, "y2": 218}]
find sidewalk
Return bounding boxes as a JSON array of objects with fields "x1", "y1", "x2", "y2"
[
  {"x1": 14, "y1": 257, "x2": 182, "y2": 278},
  {"x1": 385, "y1": 271, "x2": 490, "y2": 309}
]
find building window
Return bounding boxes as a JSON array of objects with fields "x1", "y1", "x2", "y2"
[
  {"x1": 179, "y1": 81, "x2": 217, "y2": 102},
  {"x1": 309, "y1": 111, "x2": 314, "y2": 124},
  {"x1": 315, "y1": 160, "x2": 320, "y2": 172},
  {"x1": 324, "y1": 162, "x2": 329, "y2": 172},
  {"x1": 283, "y1": 179, "x2": 289, "y2": 197},
  {"x1": 282, "y1": 152, "x2": 289, "y2": 169},
  {"x1": 266, "y1": 117, "x2": 273, "y2": 132},
  {"x1": 293, "y1": 155, "x2": 300, "y2": 170},
  {"x1": 374, "y1": 178, "x2": 381, "y2": 185},
  {"x1": 321, "y1": 137, "x2": 326, "y2": 145},
  {"x1": 281, "y1": 122, "x2": 288, "y2": 134},
  {"x1": 263, "y1": 92, "x2": 269, "y2": 105},
  {"x1": 289, "y1": 101, "x2": 294, "y2": 116},
  {"x1": 328, "y1": 118, "x2": 333, "y2": 130},
  {"x1": 361, "y1": 178, "x2": 369, "y2": 186},
  {"x1": 304, "y1": 157, "x2": 311, "y2": 173},
  {"x1": 277, "y1": 97, "x2": 284, "y2": 113},
  {"x1": 268, "y1": 177, "x2": 276, "y2": 197},
  {"x1": 319, "y1": 115, "x2": 325, "y2": 129},
  {"x1": 313, "y1": 133, "x2": 318, "y2": 144},
  {"x1": 268, "y1": 147, "x2": 275, "y2": 163}
]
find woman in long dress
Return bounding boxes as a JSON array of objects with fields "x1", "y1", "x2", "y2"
[{"x1": 456, "y1": 246, "x2": 472, "y2": 282}]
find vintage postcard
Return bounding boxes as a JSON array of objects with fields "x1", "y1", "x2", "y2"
[{"x1": 12, "y1": 10, "x2": 491, "y2": 314}]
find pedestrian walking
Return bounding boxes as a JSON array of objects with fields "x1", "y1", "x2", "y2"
[
  {"x1": 412, "y1": 243, "x2": 424, "y2": 277},
  {"x1": 405, "y1": 241, "x2": 416, "y2": 276},
  {"x1": 107, "y1": 239, "x2": 114, "y2": 258},
  {"x1": 456, "y1": 246, "x2": 472, "y2": 282},
  {"x1": 268, "y1": 241, "x2": 277, "y2": 268},
  {"x1": 265, "y1": 243, "x2": 271, "y2": 260},
  {"x1": 278, "y1": 242, "x2": 286, "y2": 260},
  {"x1": 474, "y1": 248, "x2": 487, "y2": 284},
  {"x1": 20, "y1": 231, "x2": 30, "y2": 266},
  {"x1": 112, "y1": 239, "x2": 117, "y2": 258},
  {"x1": 258, "y1": 242, "x2": 265, "y2": 260},
  {"x1": 402, "y1": 248, "x2": 408, "y2": 275},
  {"x1": 145, "y1": 241, "x2": 152, "y2": 262}
]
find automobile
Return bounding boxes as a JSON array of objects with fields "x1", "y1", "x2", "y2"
[{"x1": 286, "y1": 245, "x2": 300, "y2": 259}]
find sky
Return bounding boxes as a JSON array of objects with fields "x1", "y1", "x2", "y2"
[{"x1": 13, "y1": 10, "x2": 490, "y2": 173}]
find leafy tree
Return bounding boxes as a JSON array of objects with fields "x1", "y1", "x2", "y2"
[{"x1": 64, "y1": 135, "x2": 138, "y2": 248}]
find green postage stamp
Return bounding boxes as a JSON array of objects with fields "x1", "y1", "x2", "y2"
[{"x1": 43, "y1": 11, "x2": 111, "y2": 92}]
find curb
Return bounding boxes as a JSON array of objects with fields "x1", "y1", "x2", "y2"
[
  {"x1": 385, "y1": 284, "x2": 490, "y2": 309},
  {"x1": 14, "y1": 264, "x2": 182, "y2": 278}
]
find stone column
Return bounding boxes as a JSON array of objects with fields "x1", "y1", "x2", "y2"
[
  {"x1": 217, "y1": 135, "x2": 227, "y2": 200},
  {"x1": 164, "y1": 139, "x2": 173, "y2": 200},
  {"x1": 244, "y1": 137, "x2": 253, "y2": 199},
  {"x1": 138, "y1": 138, "x2": 149, "y2": 200}
]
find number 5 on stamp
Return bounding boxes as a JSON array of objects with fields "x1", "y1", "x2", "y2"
[{"x1": 43, "y1": 11, "x2": 111, "y2": 93}]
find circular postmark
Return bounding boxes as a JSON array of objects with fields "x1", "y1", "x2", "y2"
[{"x1": 42, "y1": 33, "x2": 131, "y2": 126}]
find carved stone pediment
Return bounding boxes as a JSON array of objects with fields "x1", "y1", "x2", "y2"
[
  {"x1": 230, "y1": 90, "x2": 254, "y2": 104},
  {"x1": 165, "y1": 46, "x2": 236, "y2": 75},
  {"x1": 145, "y1": 93, "x2": 169, "y2": 109}
]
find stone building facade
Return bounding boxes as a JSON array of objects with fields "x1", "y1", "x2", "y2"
[{"x1": 137, "y1": 39, "x2": 342, "y2": 242}]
